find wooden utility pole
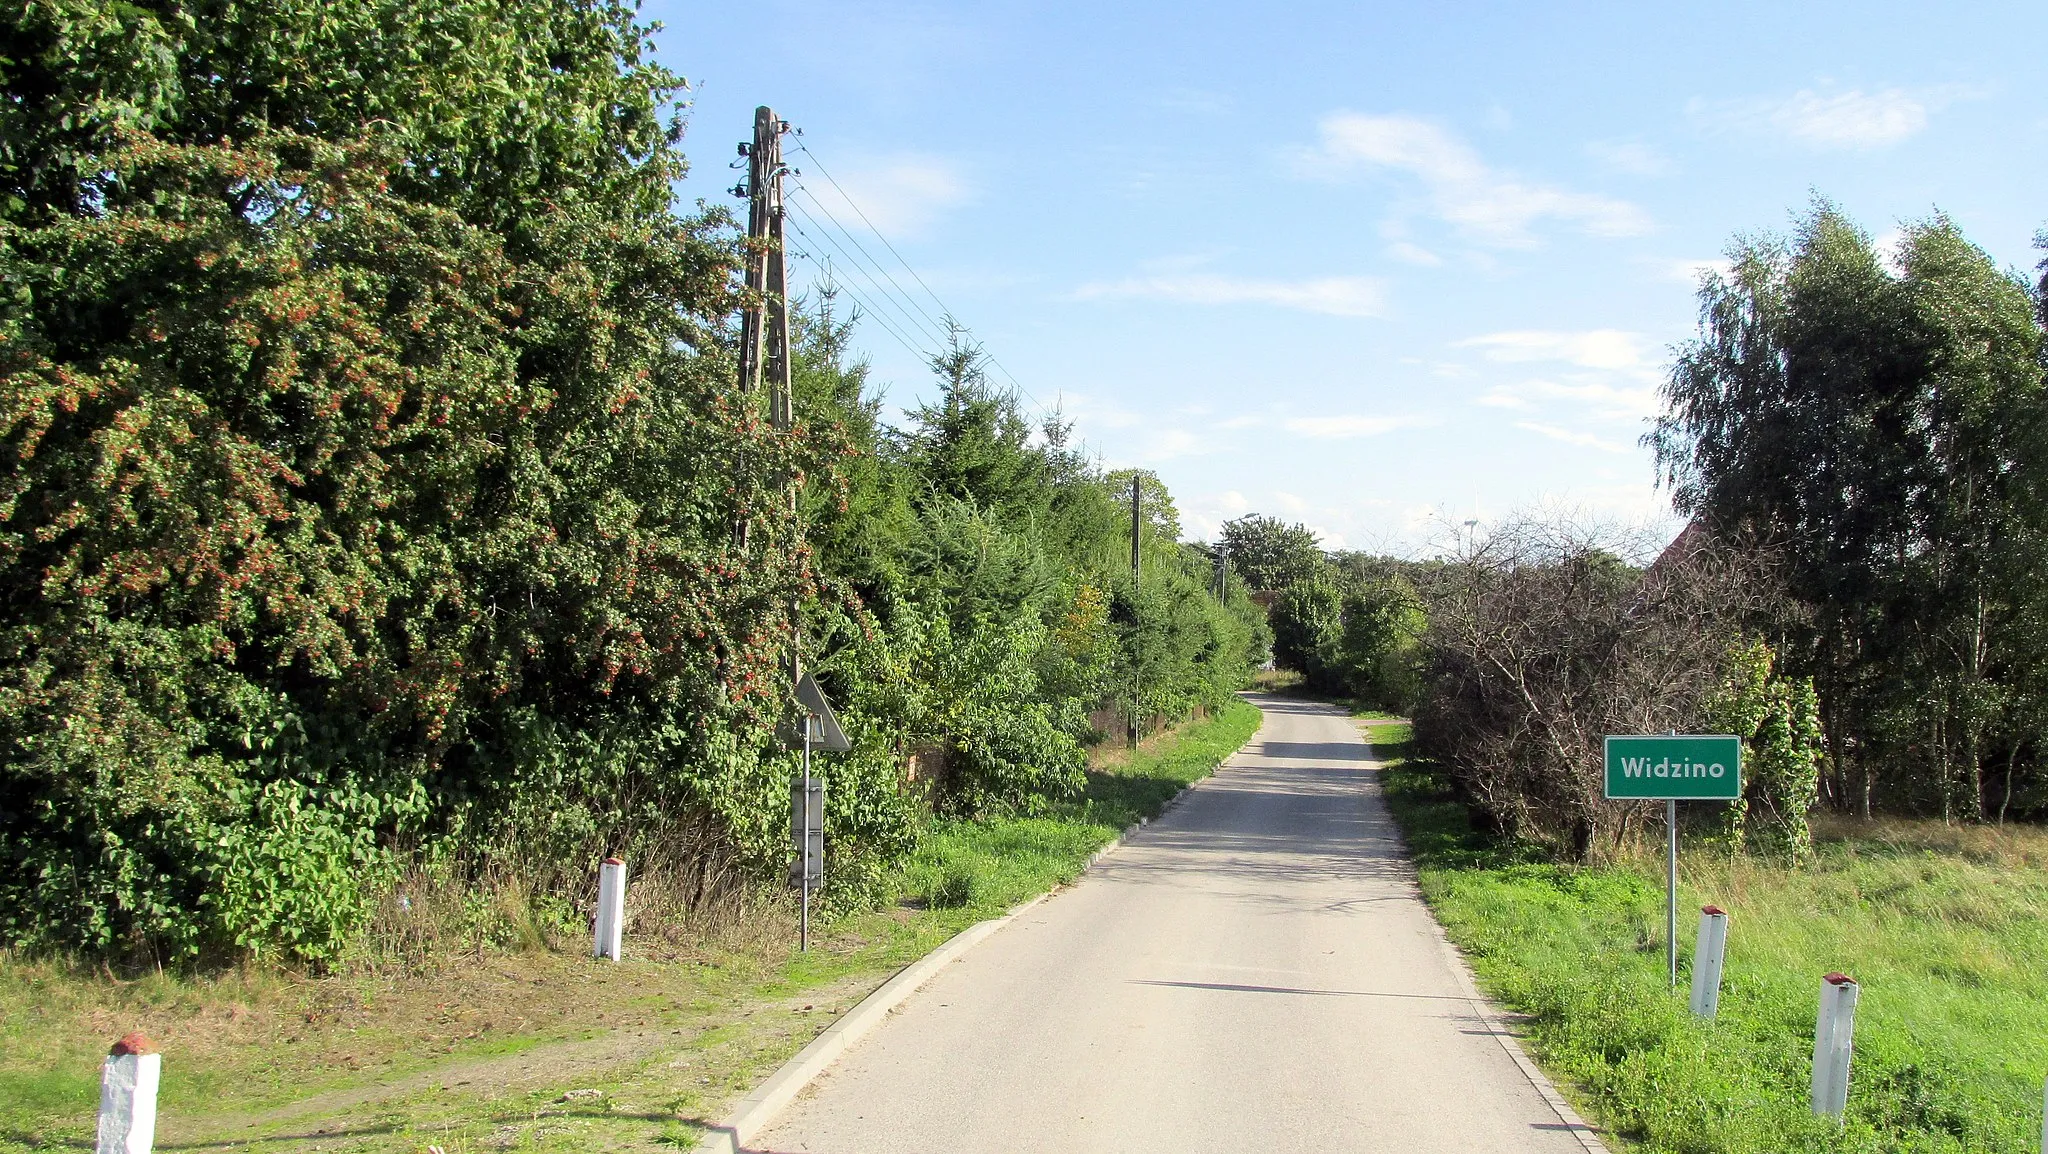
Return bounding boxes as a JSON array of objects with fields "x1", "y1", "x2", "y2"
[
  {"x1": 1129, "y1": 474, "x2": 1141, "y2": 750},
  {"x1": 735, "y1": 106, "x2": 799, "y2": 680},
  {"x1": 741, "y1": 108, "x2": 828, "y2": 952},
  {"x1": 737, "y1": 105, "x2": 793, "y2": 431}
]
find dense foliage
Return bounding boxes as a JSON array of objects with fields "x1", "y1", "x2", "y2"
[
  {"x1": 0, "y1": 0, "x2": 1262, "y2": 962},
  {"x1": 1652, "y1": 203, "x2": 2048, "y2": 822},
  {"x1": 1221, "y1": 514, "x2": 1424, "y2": 711},
  {"x1": 794, "y1": 307, "x2": 1268, "y2": 824},
  {"x1": 1229, "y1": 511, "x2": 1823, "y2": 859}
]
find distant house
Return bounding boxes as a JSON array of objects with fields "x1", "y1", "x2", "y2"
[{"x1": 1645, "y1": 520, "x2": 1710, "y2": 578}]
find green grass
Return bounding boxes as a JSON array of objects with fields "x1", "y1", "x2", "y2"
[
  {"x1": 1362, "y1": 718, "x2": 2048, "y2": 1154},
  {"x1": 897, "y1": 698, "x2": 1262, "y2": 914},
  {"x1": 0, "y1": 699, "x2": 1263, "y2": 1153}
]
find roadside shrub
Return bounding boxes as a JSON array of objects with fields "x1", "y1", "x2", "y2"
[
  {"x1": 205, "y1": 779, "x2": 419, "y2": 964},
  {"x1": 1705, "y1": 639, "x2": 1823, "y2": 859},
  {"x1": 929, "y1": 864, "x2": 979, "y2": 909},
  {"x1": 1411, "y1": 518, "x2": 1782, "y2": 858}
]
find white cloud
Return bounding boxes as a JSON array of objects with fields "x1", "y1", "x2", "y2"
[
  {"x1": 1480, "y1": 378, "x2": 1660, "y2": 423},
  {"x1": 1073, "y1": 273, "x2": 1387, "y2": 318},
  {"x1": 1457, "y1": 329, "x2": 1657, "y2": 376},
  {"x1": 1280, "y1": 413, "x2": 1434, "y2": 439},
  {"x1": 1462, "y1": 330, "x2": 1670, "y2": 431},
  {"x1": 790, "y1": 154, "x2": 971, "y2": 238},
  {"x1": 1304, "y1": 112, "x2": 1652, "y2": 246},
  {"x1": 1665, "y1": 257, "x2": 1734, "y2": 285},
  {"x1": 1689, "y1": 86, "x2": 1977, "y2": 149},
  {"x1": 1096, "y1": 425, "x2": 1215, "y2": 470},
  {"x1": 1054, "y1": 390, "x2": 1141, "y2": 430},
  {"x1": 1138, "y1": 428, "x2": 1204, "y2": 460},
  {"x1": 1585, "y1": 139, "x2": 1674, "y2": 177},
  {"x1": 1515, "y1": 421, "x2": 1632, "y2": 454},
  {"x1": 1387, "y1": 240, "x2": 1445, "y2": 266}
]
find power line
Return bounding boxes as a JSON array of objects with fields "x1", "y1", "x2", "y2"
[
  {"x1": 795, "y1": 143, "x2": 953, "y2": 317},
  {"x1": 787, "y1": 184, "x2": 950, "y2": 347},
  {"x1": 783, "y1": 217, "x2": 942, "y2": 366},
  {"x1": 787, "y1": 140, "x2": 1052, "y2": 420},
  {"x1": 783, "y1": 231, "x2": 935, "y2": 367},
  {"x1": 785, "y1": 202, "x2": 949, "y2": 353},
  {"x1": 789, "y1": 187, "x2": 1047, "y2": 416}
]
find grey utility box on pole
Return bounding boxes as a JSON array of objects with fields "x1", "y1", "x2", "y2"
[
  {"x1": 789, "y1": 774, "x2": 824, "y2": 887},
  {"x1": 779, "y1": 672, "x2": 848, "y2": 952}
]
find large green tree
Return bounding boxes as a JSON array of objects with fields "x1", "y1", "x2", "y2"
[
  {"x1": 1219, "y1": 514, "x2": 1324, "y2": 591},
  {"x1": 0, "y1": 0, "x2": 1271, "y2": 962},
  {"x1": 0, "y1": 0, "x2": 816, "y2": 958},
  {"x1": 1652, "y1": 203, "x2": 2047, "y2": 819}
]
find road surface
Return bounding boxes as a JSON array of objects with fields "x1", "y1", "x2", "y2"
[{"x1": 752, "y1": 694, "x2": 1602, "y2": 1153}]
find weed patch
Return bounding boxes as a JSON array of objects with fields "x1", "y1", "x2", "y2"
[{"x1": 1366, "y1": 718, "x2": 2048, "y2": 1154}]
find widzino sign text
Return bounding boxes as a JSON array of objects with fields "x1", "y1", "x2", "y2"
[{"x1": 1603, "y1": 735, "x2": 1742, "y2": 801}]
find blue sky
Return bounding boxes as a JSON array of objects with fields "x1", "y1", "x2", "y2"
[{"x1": 654, "y1": 1, "x2": 2048, "y2": 555}]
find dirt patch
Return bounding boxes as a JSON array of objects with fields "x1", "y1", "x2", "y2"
[{"x1": 152, "y1": 969, "x2": 886, "y2": 1151}]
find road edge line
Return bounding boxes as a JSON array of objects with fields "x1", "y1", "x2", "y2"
[
  {"x1": 691, "y1": 706, "x2": 1262, "y2": 1154},
  {"x1": 1357, "y1": 721, "x2": 1611, "y2": 1154}
]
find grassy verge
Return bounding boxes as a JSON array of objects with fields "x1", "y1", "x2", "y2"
[
  {"x1": 1, "y1": 698, "x2": 1262, "y2": 1154},
  {"x1": 1361, "y1": 717, "x2": 2048, "y2": 1154},
  {"x1": 895, "y1": 698, "x2": 1264, "y2": 915}
]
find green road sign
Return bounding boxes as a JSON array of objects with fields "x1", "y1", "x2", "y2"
[{"x1": 1604, "y1": 735, "x2": 1742, "y2": 800}]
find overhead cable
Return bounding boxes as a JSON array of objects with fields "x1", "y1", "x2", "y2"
[{"x1": 787, "y1": 141, "x2": 1052, "y2": 419}]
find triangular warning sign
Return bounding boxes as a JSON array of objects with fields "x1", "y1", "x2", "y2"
[{"x1": 776, "y1": 671, "x2": 850, "y2": 752}]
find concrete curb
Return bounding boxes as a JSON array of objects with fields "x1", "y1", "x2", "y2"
[
  {"x1": 1356, "y1": 722, "x2": 1611, "y2": 1154},
  {"x1": 688, "y1": 892, "x2": 1048, "y2": 1154},
  {"x1": 690, "y1": 744, "x2": 1235, "y2": 1154}
]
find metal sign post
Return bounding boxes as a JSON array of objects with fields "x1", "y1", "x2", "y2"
[
  {"x1": 780, "y1": 672, "x2": 848, "y2": 953},
  {"x1": 799, "y1": 720, "x2": 815, "y2": 951},
  {"x1": 1603, "y1": 734, "x2": 1742, "y2": 988}
]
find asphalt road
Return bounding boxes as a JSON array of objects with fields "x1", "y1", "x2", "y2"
[{"x1": 752, "y1": 694, "x2": 1603, "y2": 1153}]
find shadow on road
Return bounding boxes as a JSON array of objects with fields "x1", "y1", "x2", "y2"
[{"x1": 1128, "y1": 979, "x2": 1475, "y2": 1003}]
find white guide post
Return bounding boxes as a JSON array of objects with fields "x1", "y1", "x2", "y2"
[
  {"x1": 1811, "y1": 972, "x2": 1859, "y2": 1118},
  {"x1": 594, "y1": 856, "x2": 627, "y2": 961},
  {"x1": 98, "y1": 1032, "x2": 160, "y2": 1154},
  {"x1": 1689, "y1": 905, "x2": 1729, "y2": 1018}
]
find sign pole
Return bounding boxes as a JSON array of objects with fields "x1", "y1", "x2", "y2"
[
  {"x1": 1666, "y1": 797, "x2": 1678, "y2": 988},
  {"x1": 801, "y1": 722, "x2": 812, "y2": 953},
  {"x1": 781, "y1": 672, "x2": 847, "y2": 956},
  {"x1": 1602, "y1": 733, "x2": 1741, "y2": 993}
]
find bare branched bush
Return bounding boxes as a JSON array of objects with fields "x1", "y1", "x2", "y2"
[{"x1": 1411, "y1": 516, "x2": 1783, "y2": 860}]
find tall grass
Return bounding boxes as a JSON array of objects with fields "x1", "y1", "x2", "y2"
[{"x1": 1368, "y1": 720, "x2": 2048, "y2": 1154}]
